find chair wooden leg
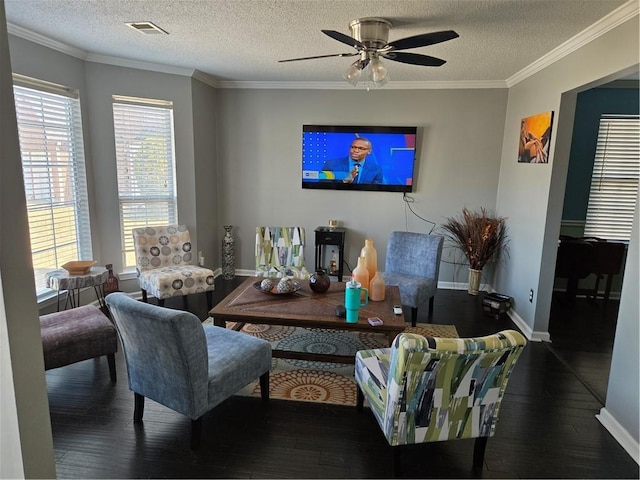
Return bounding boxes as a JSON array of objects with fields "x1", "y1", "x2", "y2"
[
  {"x1": 205, "y1": 290, "x2": 213, "y2": 310},
  {"x1": 133, "y1": 393, "x2": 145, "y2": 423},
  {"x1": 356, "y1": 385, "x2": 364, "y2": 412},
  {"x1": 411, "y1": 307, "x2": 418, "y2": 327},
  {"x1": 259, "y1": 372, "x2": 270, "y2": 401},
  {"x1": 107, "y1": 353, "x2": 116, "y2": 383},
  {"x1": 141, "y1": 289, "x2": 148, "y2": 303},
  {"x1": 190, "y1": 417, "x2": 202, "y2": 450},
  {"x1": 428, "y1": 296, "x2": 434, "y2": 318},
  {"x1": 473, "y1": 436, "x2": 488, "y2": 469}
]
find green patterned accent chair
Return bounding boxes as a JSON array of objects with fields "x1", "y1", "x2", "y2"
[
  {"x1": 355, "y1": 330, "x2": 526, "y2": 474},
  {"x1": 255, "y1": 226, "x2": 310, "y2": 279},
  {"x1": 133, "y1": 225, "x2": 215, "y2": 309}
]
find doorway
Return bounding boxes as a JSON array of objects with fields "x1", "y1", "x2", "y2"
[{"x1": 548, "y1": 76, "x2": 638, "y2": 403}]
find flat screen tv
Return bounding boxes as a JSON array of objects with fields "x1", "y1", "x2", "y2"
[{"x1": 301, "y1": 125, "x2": 417, "y2": 192}]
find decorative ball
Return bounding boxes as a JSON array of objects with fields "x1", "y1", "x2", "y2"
[
  {"x1": 277, "y1": 277, "x2": 295, "y2": 293},
  {"x1": 260, "y1": 278, "x2": 274, "y2": 292}
]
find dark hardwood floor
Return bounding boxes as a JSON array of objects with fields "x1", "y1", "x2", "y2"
[{"x1": 45, "y1": 276, "x2": 638, "y2": 479}]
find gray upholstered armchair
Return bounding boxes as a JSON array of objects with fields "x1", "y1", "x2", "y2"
[
  {"x1": 381, "y1": 231, "x2": 444, "y2": 326},
  {"x1": 105, "y1": 292, "x2": 272, "y2": 449}
]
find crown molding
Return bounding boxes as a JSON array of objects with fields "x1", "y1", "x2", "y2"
[
  {"x1": 7, "y1": 22, "x2": 87, "y2": 59},
  {"x1": 84, "y1": 52, "x2": 194, "y2": 76},
  {"x1": 191, "y1": 70, "x2": 219, "y2": 88},
  {"x1": 214, "y1": 79, "x2": 507, "y2": 90},
  {"x1": 506, "y1": 0, "x2": 640, "y2": 87},
  {"x1": 9, "y1": 0, "x2": 637, "y2": 91}
]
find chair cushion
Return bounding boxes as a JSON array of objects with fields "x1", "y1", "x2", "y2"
[
  {"x1": 203, "y1": 325, "x2": 272, "y2": 409},
  {"x1": 40, "y1": 305, "x2": 117, "y2": 370},
  {"x1": 381, "y1": 272, "x2": 436, "y2": 308},
  {"x1": 138, "y1": 265, "x2": 215, "y2": 299}
]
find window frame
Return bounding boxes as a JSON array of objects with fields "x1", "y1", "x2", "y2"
[
  {"x1": 584, "y1": 114, "x2": 640, "y2": 242},
  {"x1": 112, "y1": 95, "x2": 178, "y2": 269},
  {"x1": 12, "y1": 74, "x2": 93, "y2": 299}
]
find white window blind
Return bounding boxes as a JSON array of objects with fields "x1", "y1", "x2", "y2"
[
  {"x1": 12, "y1": 75, "x2": 92, "y2": 296},
  {"x1": 113, "y1": 96, "x2": 177, "y2": 268},
  {"x1": 584, "y1": 114, "x2": 640, "y2": 241}
]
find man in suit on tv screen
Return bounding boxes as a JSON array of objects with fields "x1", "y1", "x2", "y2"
[{"x1": 321, "y1": 137, "x2": 384, "y2": 184}]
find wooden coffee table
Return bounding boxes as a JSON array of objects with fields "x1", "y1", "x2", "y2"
[{"x1": 209, "y1": 276, "x2": 406, "y2": 364}]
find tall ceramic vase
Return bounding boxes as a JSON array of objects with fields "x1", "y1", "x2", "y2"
[
  {"x1": 468, "y1": 268, "x2": 482, "y2": 295},
  {"x1": 352, "y1": 256, "x2": 370, "y2": 291},
  {"x1": 222, "y1": 225, "x2": 235, "y2": 280},
  {"x1": 360, "y1": 239, "x2": 377, "y2": 280}
]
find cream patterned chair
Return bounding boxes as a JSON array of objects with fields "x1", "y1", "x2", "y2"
[
  {"x1": 255, "y1": 226, "x2": 310, "y2": 279},
  {"x1": 355, "y1": 330, "x2": 526, "y2": 475},
  {"x1": 133, "y1": 225, "x2": 215, "y2": 309}
]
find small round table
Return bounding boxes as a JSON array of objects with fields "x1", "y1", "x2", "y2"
[{"x1": 45, "y1": 267, "x2": 109, "y2": 311}]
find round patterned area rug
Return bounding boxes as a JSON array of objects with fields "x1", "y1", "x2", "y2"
[{"x1": 202, "y1": 319, "x2": 459, "y2": 406}]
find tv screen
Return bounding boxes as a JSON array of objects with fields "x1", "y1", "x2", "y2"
[{"x1": 301, "y1": 125, "x2": 417, "y2": 192}]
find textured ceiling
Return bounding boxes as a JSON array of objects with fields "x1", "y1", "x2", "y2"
[{"x1": 4, "y1": 0, "x2": 634, "y2": 86}]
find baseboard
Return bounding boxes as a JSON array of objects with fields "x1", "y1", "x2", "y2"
[
  {"x1": 596, "y1": 408, "x2": 640, "y2": 465},
  {"x1": 506, "y1": 309, "x2": 551, "y2": 342}
]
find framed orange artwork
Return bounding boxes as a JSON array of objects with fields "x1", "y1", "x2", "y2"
[{"x1": 518, "y1": 111, "x2": 554, "y2": 163}]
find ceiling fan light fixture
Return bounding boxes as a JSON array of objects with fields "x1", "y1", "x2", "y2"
[
  {"x1": 369, "y1": 57, "x2": 388, "y2": 86},
  {"x1": 344, "y1": 57, "x2": 367, "y2": 86}
]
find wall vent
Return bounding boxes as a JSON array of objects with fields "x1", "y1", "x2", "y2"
[{"x1": 125, "y1": 22, "x2": 168, "y2": 35}]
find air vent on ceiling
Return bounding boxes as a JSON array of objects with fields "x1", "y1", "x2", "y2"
[{"x1": 125, "y1": 22, "x2": 168, "y2": 35}]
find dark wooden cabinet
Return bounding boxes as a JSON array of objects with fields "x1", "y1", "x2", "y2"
[{"x1": 314, "y1": 226, "x2": 346, "y2": 282}]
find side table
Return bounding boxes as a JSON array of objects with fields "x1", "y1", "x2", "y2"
[
  {"x1": 45, "y1": 266, "x2": 109, "y2": 311},
  {"x1": 314, "y1": 226, "x2": 346, "y2": 282}
]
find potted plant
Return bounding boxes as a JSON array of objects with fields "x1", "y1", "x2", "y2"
[{"x1": 441, "y1": 208, "x2": 509, "y2": 295}]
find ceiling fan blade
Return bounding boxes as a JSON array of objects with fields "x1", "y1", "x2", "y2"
[
  {"x1": 386, "y1": 30, "x2": 459, "y2": 51},
  {"x1": 321, "y1": 29, "x2": 365, "y2": 49},
  {"x1": 382, "y1": 51, "x2": 446, "y2": 67},
  {"x1": 278, "y1": 52, "x2": 358, "y2": 63}
]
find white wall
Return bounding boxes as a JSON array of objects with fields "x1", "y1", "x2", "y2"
[
  {"x1": 216, "y1": 87, "x2": 508, "y2": 283},
  {"x1": 495, "y1": 11, "x2": 639, "y2": 456},
  {"x1": 191, "y1": 77, "x2": 220, "y2": 268},
  {"x1": 599, "y1": 195, "x2": 639, "y2": 453},
  {"x1": 0, "y1": 2, "x2": 56, "y2": 477},
  {"x1": 495, "y1": 15, "x2": 639, "y2": 339}
]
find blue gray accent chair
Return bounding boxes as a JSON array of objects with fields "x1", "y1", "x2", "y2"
[
  {"x1": 105, "y1": 292, "x2": 272, "y2": 449},
  {"x1": 381, "y1": 231, "x2": 444, "y2": 326}
]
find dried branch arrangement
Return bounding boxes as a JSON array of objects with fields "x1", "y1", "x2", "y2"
[{"x1": 441, "y1": 208, "x2": 509, "y2": 270}]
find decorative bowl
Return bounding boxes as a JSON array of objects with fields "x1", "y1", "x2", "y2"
[
  {"x1": 62, "y1": 260, "x2": 97, "y2": 275},
  {"x1": 253, "y1": 280, "x2": 302, "y2": 295}
]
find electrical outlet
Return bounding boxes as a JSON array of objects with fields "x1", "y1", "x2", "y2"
[{"x1": 529, "y1": 289, "x2": 534, "y2": 303}]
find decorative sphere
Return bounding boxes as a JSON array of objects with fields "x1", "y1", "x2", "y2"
[
  {"x1": 277, "y1": 277, "x2": 295, "y2": 293},
  {"x1": 260, "y1": 278, "x2": 274, "y2": 292},
  {"x1": 309, "y1": 269, "x2": 330, "y2": 293}
]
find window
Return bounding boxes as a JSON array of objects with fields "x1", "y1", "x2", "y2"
[
  {"x1": 13, "y1": 75, "x2": 92, "y2": 296},
  {"x1": 584, "y1": 114, "x2": 640, "y2": 241},
  {"x1": 112, "y1": 96, "x2": 178, "y2": 268}
]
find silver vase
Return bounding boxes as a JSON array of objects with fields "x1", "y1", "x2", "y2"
[{"x1": 222, "y1": 225, "x2": 235, "y2": 280}]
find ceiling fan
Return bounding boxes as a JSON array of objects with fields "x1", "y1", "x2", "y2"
[{"x1": 279, "y1": 17, "x2": 459, "y2": 87}]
